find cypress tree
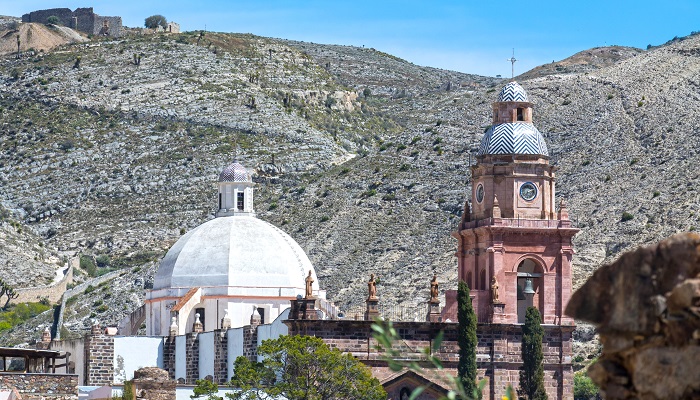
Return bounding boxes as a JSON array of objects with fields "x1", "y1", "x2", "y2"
[
  {"x1": 457, "y1": 280, "x2": 477, "y2": 397},
  {"x1": 518, "y1": 306, "x2": 547, "y2": 400}
]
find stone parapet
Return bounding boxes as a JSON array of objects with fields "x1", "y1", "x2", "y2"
[
  {"x1": 285, "y1": 319, "x2": 574, "y2": 399},
  {"x1": 0, "y1": 373, "x2": 78, "y2": 400}
]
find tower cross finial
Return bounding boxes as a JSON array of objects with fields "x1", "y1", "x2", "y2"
[{"x1": 507, "y1": 48, "x2": 517, "y2": 79}]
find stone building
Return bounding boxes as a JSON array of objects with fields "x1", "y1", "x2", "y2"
[
  {"x1": 49, "y1": 82, "x2": 575, "y2": 399},
  {"x1": 21, "y1": 8, "x2": 122, "y2": 37}
]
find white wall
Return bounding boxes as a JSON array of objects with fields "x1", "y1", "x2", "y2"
[
  {"x1": 198, "y1": 332, "x2": 215, "y2": 379},
  {"x1": 255, "y1": 309, "x2": 289, "y2": 362},
  {"x1": 175, "y1": 335, "x2": 186, "y2": 381},
  {"x1": 113, "y1": 336, "x2": 164, "y2": 384},
  {"x1": 50, "y1": 338, "x2": 85, "y2": 384},
  {"x1": 227, "y1": 328, "x2": 244, "y2": 381}
]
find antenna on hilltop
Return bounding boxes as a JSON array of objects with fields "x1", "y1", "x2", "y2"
[{"x1": 507, "y1": 48, "x2": 517, "y2": 80}]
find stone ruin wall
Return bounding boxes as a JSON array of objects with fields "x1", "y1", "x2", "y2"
[
  {"x1": 14, "y1": 261, "x2": 74, "y2": 304},
  {"x1": 21, "y1": 7, "x2": 122, "y2": 37},
  {"x1": 22, "y1": 8, "x2": 75, "y2": 26},
  {"x1": 0, "y1": 373, "x2": 78, "y2": 400},
  {"x1": 91, "y1": 16, "x2": 122, "y2": 37}
]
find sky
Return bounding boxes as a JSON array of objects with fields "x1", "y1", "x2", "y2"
[{"x1": 4, "y1": 1, "x2": 699, "y2": 77}]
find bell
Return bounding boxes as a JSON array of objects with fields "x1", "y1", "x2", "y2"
[{"x1": 523, "y1": 278, "x2": 536, "y2": 295}]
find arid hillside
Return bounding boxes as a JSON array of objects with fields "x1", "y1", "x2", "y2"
[{"x1": 0, "y1": 29, "x2": 699, "y2": 354}]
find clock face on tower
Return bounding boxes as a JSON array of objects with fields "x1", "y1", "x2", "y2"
[
  {"x1": 519, "y1": 182, "x2": 537, "y2": 201},
  {"x1": 476, "y1": 184, "x2": 484, "y2": 203}
]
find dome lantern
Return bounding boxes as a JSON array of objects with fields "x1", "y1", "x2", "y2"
[
  {"x1": 478, "y1": 81, "x2": 549, "y2": 158},
  {"x1": 216, "y1": 159, "x2": 255, "y2": 217}
]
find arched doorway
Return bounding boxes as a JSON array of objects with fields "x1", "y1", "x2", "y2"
[{"x1": 516, "y1": 258, "x2": 543, "y2": 323}]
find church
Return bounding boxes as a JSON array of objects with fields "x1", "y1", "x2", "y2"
[{"x1": 47, "y1": 81, "x2": 576, "y2": 400}]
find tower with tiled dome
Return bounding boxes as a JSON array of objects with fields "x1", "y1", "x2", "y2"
[{"x1": 444, "y1": 81, "x2": 578, "y2": 326}]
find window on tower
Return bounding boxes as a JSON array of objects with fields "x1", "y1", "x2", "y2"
[
  {"x1": 237, "y1": 192, "x2": 244, "y2": 210},
  {"x1": 517, "y1": 107, "x2": 524, "y2": 121}
]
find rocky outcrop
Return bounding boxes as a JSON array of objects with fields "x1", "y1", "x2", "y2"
[
  {"x1": 566, "y1": 233, "x2": 700, "y2": 399},
  {"x1": 133, "y1": 367, "x2": 175, "y2": 400}
]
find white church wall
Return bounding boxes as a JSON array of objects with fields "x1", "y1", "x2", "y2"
[
  {"x1": 175, "y1": 335, "x2": 186, "y2": 381},
  {"x1": 113, "y1": 336, "x2": 164, "y2": 384},
  {"x1": 51, "y1": 338, "x2": 85, "y2": 383},
  {"x1": 256, "y1": 309, "x2": 289, "y2": 362},
  {"x1": 227, "y1": 328, "x2": 244, "y2": 380},
  {"x1": 198, "y1": 331, "x2": 215, "y2": 379}
]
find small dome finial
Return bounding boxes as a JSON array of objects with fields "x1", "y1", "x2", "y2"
[{"x1": 219, "y1": 160, "x2": 252, "y2": 183}]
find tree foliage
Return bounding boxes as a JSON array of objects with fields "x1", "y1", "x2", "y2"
[
  {"x1": 518, "y1": 307, "x2": 547, "y2": 400},
  {"x1": 458, "y1": 280, "x2": 478, "y2": 398},
  {"x1": 0, "y1": 278, "x2": 20, "y2": 310},
  {"x1": 192, "y1": 378, "x2": 223, "y2": 400},
  {"x1": 573, "y1": 372, "x2": 598, "y2": 400},
  {"x1": 0, "y1": 302, "x2": 51, "y2": 331},
  {"x1": 228, "y1": 335, "x2": 385, "y2": 400},
  {"x1": 144, "y1": 15, "x2": 167, "y2": 29},
  {"x1": 46, "y1": 16, "x2": 60, "y2": 25}
]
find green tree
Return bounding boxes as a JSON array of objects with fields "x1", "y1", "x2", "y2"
[
  {"x1": 122, "y1": 380, "x2": 134, "y2": 400},
  {"x1": 573, "y1": 371, "x2": 598, "y2": 400},
  {"x1": 519, "y1": 307, "x2": 547, "y2": 400},
  {"x1": 46, "y1": 16, "x2": 60, "y2": 25},
  {"x1": 192, "y1": 378, "x2": 223, "y2": 400},
  {"x1": 458, "y1": 280, "x2": 478, "y2": 398},
  {"x1": 144, "y1": 15, "x2": 167, "y2": 29},
  {"x1": 228, "y1": 335, "x2": 385, "y2": 400}
]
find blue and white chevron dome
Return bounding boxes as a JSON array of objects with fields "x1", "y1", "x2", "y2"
[
  {"x1": 497, "y1": 81, "x2": 529, "y2": 102},
  {"x1": 478, "y1": 123, "x2": 549, "y2": 156}
]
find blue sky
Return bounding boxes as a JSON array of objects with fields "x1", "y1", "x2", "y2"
[{"x1": 5, "y1": 1, "x2": 699, "y2": 76}]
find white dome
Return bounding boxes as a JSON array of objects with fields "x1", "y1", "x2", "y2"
[{"x1": 154, "y1": 216, "x2": 318, "y2": 293}]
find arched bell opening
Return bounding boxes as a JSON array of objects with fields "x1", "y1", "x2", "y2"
[{"x1": 516, "y1": 258, "x2": 543, "y2": 323}]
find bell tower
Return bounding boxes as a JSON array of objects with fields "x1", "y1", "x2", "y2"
[{"x1": 444, "y1": 82, "x2": 578, "y2": 325}]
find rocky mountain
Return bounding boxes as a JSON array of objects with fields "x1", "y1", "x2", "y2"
[
  {"x1": 517, "y1": 46, "x2": 643, "y2": 80},
  {"x1": 0, "y1": 27, "x2": 699, "y2": 350},
  {"x1": 0, "y1": 203, "x2": 60, "y2": 288}
]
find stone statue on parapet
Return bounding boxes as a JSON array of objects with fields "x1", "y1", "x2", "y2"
[
  {"x1": 368, "y1": 274, "x2": 378, "y2": 300},
  {"x1": 305, "y1": 270, "x2": 314, "y2": 299},
  {"x1": 430, "y1": 274, "x2": 439, "y2": 301}
]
